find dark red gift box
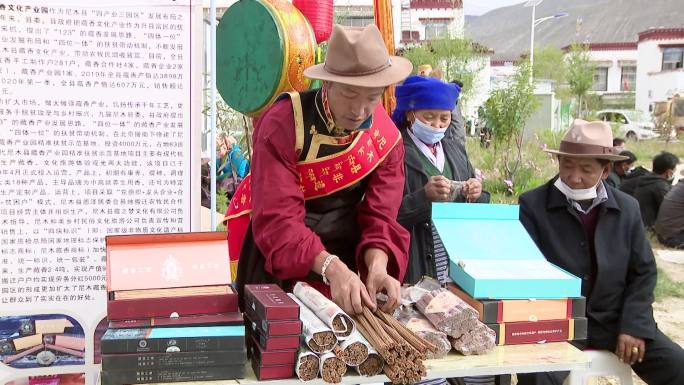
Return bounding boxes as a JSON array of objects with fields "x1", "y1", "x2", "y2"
[
  {"x1": 106, "y1": 232, "x2": 238, "y2": 321},
  {"x1": 248, "y1": 335, "x2": 298, "y2": 366},
  {"x1": 108, "y1": 313, "x2": 244, "y2": 329},
  {"x1": 245, "y1": 308, "x2": 302, "y2": 337},
  {"x1": 251, "y1": 360, "x2": 295, "y2": 380},
  {"x1": 244, "y1": 285, "x2": 299, "y2": 321}
]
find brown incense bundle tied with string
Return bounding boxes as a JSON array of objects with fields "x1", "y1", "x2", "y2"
[
  {"x1": 416, "y1": 289, "x2": 479, "y2": 339},
  {"x1": 396, "y1": 306, "x2": 451, "y2": 359},
  {"x1": 353, "y1": 307, "x2": 437, "y2": 384},
  {"x1": 449, "y1": 323, "x2": 496, "y2": 356}
]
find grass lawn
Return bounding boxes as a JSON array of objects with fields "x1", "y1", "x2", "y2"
[{"x1": 466, "y1": 131, "x2": 684, "y2": 204}]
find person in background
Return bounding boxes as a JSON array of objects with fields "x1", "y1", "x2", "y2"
[
  {"x1": 628, "y1": 152, "x2": 679, "y2": 228},
  {"x1": 655, "y1": 172, "x2": 684, "y2": 249},
  {"x1": 613, "y1": 137, "x2": 626, "y2": 154},
  {"x1": 393, "y1": 72, "x2": 498, "y2": 385},
  {"x1": 517, "y1": 120, "x2": 684, "y2": 385},
  {"x1": 447, "y1": 80, "x2": 466, "y2": 146},
  {"x1": 394, "y1": 75, "x2": 488, "y2": 285},
  {"x1": 606, "y1": 150, "x2": 637, "y2": 188}
]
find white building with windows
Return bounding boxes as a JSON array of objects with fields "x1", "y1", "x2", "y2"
[
  {"x1": 334, "y1": 0, "x2": 464, "y2": 47},
  {"x1": 570, "y1": 43, "x2": 639, "y2": 94},
  {"x1": 635, "y1": 28, "x2": 684, "y2": 113}
]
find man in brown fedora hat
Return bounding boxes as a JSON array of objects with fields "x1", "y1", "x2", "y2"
[
  {"x1": 227, "y1": 24, "x2": 413, "y2": 315},
  {"x1": 517, "y1": 120, "x2": 684, "y2": 385}
]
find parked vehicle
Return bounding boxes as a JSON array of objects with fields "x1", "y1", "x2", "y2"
[{"x1": 596, "y1": 109, "x2": 659, "y2": 140}]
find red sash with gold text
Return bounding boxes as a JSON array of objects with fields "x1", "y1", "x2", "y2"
[{"x1": 224, "y1": 103, "x2": 401, "y2": 279}]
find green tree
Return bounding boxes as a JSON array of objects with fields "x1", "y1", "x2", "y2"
[
  {"x1": 484, "y1": 62, "x2": 540, "y2": 185},
  {"x1": 533, "y1": 45, "x2": 571, "y2": 100},
  {"x1": 402, "y1": 36, "x2": 486, "y2": 114},
  {"x1": 565, "y1": 43, "x2": 595, "y2": 118}
]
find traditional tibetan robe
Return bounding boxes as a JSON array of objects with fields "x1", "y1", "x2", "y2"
[{"x1": 225, "y1": 89, "x2": 410, "y2": 304}]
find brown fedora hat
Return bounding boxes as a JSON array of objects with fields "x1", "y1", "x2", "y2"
[
  {"x1": 304, "y1": 24, "x2": 413, "y2": 88},
  {"x1": 545, "y1": 119, "x2": 629, "y2": 161}
]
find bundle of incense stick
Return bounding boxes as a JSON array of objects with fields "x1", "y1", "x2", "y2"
[
  {"x1": 288, "y1": 294, "x2": 338, "y2": 354},
  {"x1": 416, "y1": 289, "x2": 479, "y2": 338},
  {"x1": 396, "y1": 307, "x2": 451, "y2": 359},
  {"x1": 353, "y1": 307, "x2": 437, "y2": 384},
  {"x1": 354, "y1": 346, "x2": 384, "y2": 377},
  {"x1": 295, "y1": 347, "x2": 320, "y2": 382},
  {"x1": 335, "y1": 331, "x2": 370, "y2": 366},
  {"x1": 449, "y1": 323, "x2": 496, "y2": 356},
  {"x1": 319, "y1": 352, "x2": 347, "y2": 383},
  {"x1": 293, "y1": 282, "x2": 355, "y2": 340}
]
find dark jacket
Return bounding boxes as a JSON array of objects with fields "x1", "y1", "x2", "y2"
[
  {"x1": 398, "y1": 132, "x2": 489, "y2": 285},
  {"x1": 618, "y1": 166, "x2": 650, "y2": 196},
  {"x1": 632, "y1": 173, "x2": 672, "y2": 228},
  {"x1": 605, "y1": 171, "x2": 621, "y2": 188},
  {"x1": 519, "y1": 178, "x2": 657, "y2": 350}
]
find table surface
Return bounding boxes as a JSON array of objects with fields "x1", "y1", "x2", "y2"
[{"x1": 156, "y1": 342, "x2": 589, "y2": 385}]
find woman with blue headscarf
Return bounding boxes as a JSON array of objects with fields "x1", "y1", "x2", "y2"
[{"x1": 393, "y1": 75, "x2": 488, "y2": 285}]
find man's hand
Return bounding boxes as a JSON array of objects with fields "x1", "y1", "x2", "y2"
[
  {"x1": 616, "y1": 333, "x2": 645, "y2": 365},
  {"x1": 424, "y1": 176, "x2": 453, "y2": 202},
  {"x1": 325, "y1": 258, "x2": 375, "y2": 315},
  {"x1": 462, "y1": 178, "x2": 482, "y2": 202},
  {"x1": 363, "y1": 248, "x2": 401, "y2": 313}
]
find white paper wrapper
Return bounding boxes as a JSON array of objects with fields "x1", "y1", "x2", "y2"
[
  {"x1": 337, "y1": 330, "x2": 370, "y2": 366},
  {"x1": 293, "y1": 281, "x2": 356, "y2": 340},
  {"x1": 295, "y1": 346, "x2": 320, "y2": 382},
  {"x1": 354, "y1": 345, "x2": 384, "y2": 377},
  {"x1": 288, "y1": 293, "x2": 338, "y2": 354},
  {"x1": 319, "y1": 351, "x2": 347, "y2": 384}
]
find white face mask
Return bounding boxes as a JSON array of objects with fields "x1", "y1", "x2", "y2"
[{"x1": 553, "y1": 174, "x2": 603, "y2": 201}]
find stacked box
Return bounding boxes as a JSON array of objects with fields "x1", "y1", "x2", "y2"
[
  {"x1": 244, "y1": 284, "x2": 302, "y2": 380},
  {"x1": 101, "y1": 232, "x2": 246, "y2": 385},
  {"x1": 433, "y1": 204, "x2": 587, "y2": 346}
]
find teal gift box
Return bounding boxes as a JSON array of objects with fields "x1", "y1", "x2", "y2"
[{"x1": 433, "y1": 203, "x2": 581, "y2": 299}]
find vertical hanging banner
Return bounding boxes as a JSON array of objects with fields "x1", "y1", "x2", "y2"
[{"x1": 0, "y1": 1, "x2": 201, "y2": 385}]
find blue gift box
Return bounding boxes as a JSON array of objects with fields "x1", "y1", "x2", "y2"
[{"x1": 433, "y1": 203, "x2": 581, "y2": 299}]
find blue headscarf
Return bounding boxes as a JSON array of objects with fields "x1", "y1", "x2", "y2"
[{"x1": 391, "y1": 75, "x2": 461, "y2": 128}]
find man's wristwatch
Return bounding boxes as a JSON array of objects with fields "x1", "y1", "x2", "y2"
[{"x1": 321, "y1": 254, "x2": 340, "y2": 285}]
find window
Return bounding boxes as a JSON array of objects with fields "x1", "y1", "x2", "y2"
[
  {"x1": 592, "y1": 67, "x2": 608, "y2": 92},
  {"x1": 662, "y1": 47, "x2": 684, "y2": 71},
  {"x1": 339, "y1": 16, "x2": 374, "y2": 28},
  {"x1": 620, "y1": 66, "x2": 636, "y2": 91},
  {"x1": 424, "y1": 21, "x2": 448, "y2": 40}
]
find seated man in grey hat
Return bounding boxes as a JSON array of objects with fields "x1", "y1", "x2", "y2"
[
  {"x1": 228, "y1": 24, "x2": 414, "y2": 315},
  {"x1": 516, "y1": 120, "x2": 684, "y2": 385}
]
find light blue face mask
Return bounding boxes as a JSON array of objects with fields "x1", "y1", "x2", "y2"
[{"x1": 411, "y1": 118, "x2": 447, "y2": 144}]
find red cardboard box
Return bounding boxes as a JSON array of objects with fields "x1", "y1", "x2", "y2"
[
  {"x1": 251, "y1": 327, "x2": 300, "y2": 351},
  {"x1": 244, "y1": 285, "x2": 299, "y2": 321},
  {"x1": 487, "y1": 317, "x2": 588, "y2": 345},
  {"x1": 108, "y1": 313, "x2": 244, "y2": 329},
  {"x1": 251, "y1": 359, "x2": 295, "y2": 380},
  {"x1": 244, "y1": 309, "x2": 302, "y2": 337},
  {"x1": 248, "y1": 335, "x2": 298, "y2": 366},
  {"x1": 106, "y1": 232, "x2": 238, "y2": 320}
]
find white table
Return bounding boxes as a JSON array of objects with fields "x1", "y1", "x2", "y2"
[{"x1": 166, "y1": 342, "x2": 589, "y2": 385}]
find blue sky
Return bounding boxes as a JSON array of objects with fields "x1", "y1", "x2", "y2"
[{"x1": 464, "y1": 0, "x2": 526, "y2": 16}]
